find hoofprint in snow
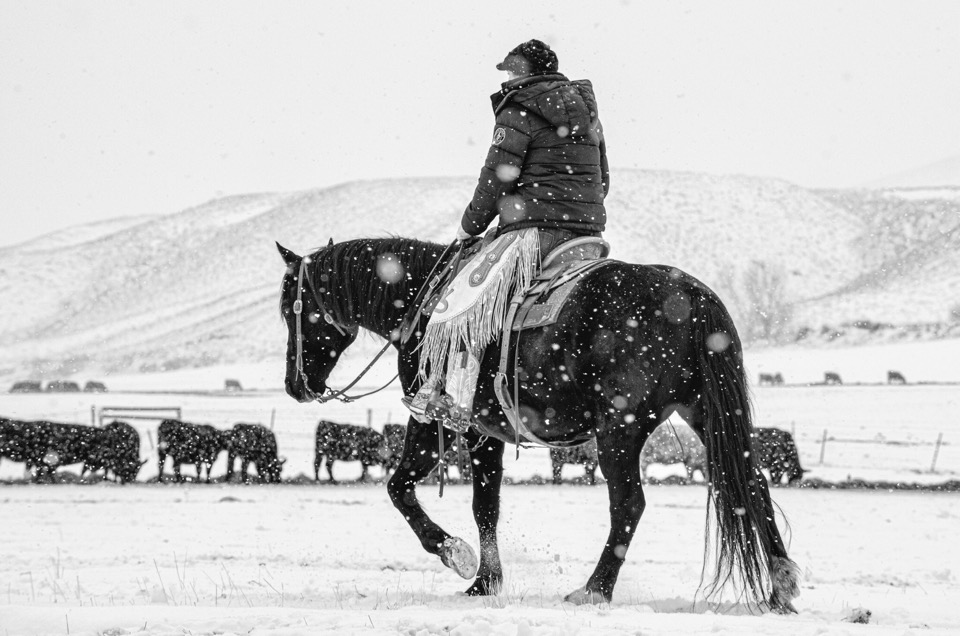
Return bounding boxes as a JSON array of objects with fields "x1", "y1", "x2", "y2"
[{"x1": 0, "y1": 485, "x2": 957, "y2": 636}]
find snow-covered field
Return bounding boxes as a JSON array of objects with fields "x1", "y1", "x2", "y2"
[
  {"x1": 1, "y1": 483, "x2": 958, "y2": 635},
  {"x1": 1, "y1": 339, "x2": 959, "y2": 634}
]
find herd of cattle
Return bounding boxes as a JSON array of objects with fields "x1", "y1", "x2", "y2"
[
  {"x1": 0, "y1": 416, "x2": 805, "y2": 487},
  {"x1": 758, "y1": 371, "x2": 908, "y2": 386}
]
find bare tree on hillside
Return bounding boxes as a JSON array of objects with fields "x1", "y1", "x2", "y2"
[{"x1": 742, "y1": 260, "x2": 793, "y2": 342}]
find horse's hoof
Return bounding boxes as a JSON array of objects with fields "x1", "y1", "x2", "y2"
[
  {"x1": 439, "y1": 537, "x2": 478, "y2": 579},
  {"x1": 563, "y1": 586, "x2": 609, "y2": 605}
]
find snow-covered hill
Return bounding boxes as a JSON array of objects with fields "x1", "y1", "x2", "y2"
[
  {"x1": 865, "y1": 154, "x2": 960, "y2": 188},
  {"x1": 0, "y1": 170, "x2": 957, "y2": 380}
]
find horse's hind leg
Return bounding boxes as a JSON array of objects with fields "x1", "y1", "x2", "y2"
[
  {"x1": 387, "y1": 419, "x2": 478, "y2": 581},
  {"x1": 566, "y1": 415, "x2": 646, "y2": 604},
  {"x1": 465, "y1": 434, "x2": 505, "y2": 595}
]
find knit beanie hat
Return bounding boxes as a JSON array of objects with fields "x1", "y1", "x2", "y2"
[{"x1": 496, "y1": 39, "x2": 559, "y2": 76}]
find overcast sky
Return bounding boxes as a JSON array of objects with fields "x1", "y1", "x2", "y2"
[{"x1": 2, "y1": 0, "x2": 959, "y2": 247}]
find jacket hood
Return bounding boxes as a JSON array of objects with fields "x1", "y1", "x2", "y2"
[{"x1": 492, "y1": 74, "x2": 600, "y2": 134}]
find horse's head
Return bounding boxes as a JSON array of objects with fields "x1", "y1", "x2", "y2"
[{"x1": 277, "y1": 242, "x2": 358, "y2": 403}]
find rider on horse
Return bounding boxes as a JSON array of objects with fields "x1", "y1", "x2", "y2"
[{"x1": 404, "y1": 39, "x2": 610, "y2": 427}]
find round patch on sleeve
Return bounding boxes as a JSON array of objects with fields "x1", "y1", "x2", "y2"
[{"x1": 492, "y1": 127, "x2": 506, "y2": 146}]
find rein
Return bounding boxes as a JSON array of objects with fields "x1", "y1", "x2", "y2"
[{"x1": 294, "y1": 258, "x2": 397, "y2": 404}]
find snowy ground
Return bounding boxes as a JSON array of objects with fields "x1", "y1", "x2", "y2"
[
  {"x1": 1, "y1": 484, "x2": 958, "y2": 635},
  {"x1": 1, "y1": 340, "x2": 958, "y2": 634}
]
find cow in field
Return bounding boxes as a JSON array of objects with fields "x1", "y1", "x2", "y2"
[
  {"x1": 84, "y1": 421, "x2": 144, "y2": 483},
  {"x1": 0, "y1": 418, "x2": 32, "y2": 473},
  {"x1": 887, "y1": 370, "x2": 906, "y2": 384},
  {"x1": 157, "y1": 420, "x2": 229, "y2": 483},
  {"x1": 550, "y1": 439, "x2": 598, "y2": 485},
  {"x1": 45, "y1": 380, "x2": 80, "y2": 392},
  {"x1": 753, "y1": 427, "x2": 805, "y2": 485},
  {"x1": 758, "y1": 372, "x2": 784, "y2": 386},
  {"x1": 824, "y1": 372, "x2": 843, "y2": 385},
  {"x1": 640, "y1": 423, "x2": 707, "y2": 482},
  {"x1": 7, "y1": 420, "x2": 108, "y2": 482},
  {"x1": 8, "y1": 381, "x2": 42, "y2": 393},
  {"x1": 315, "y1": 420, "x2": 386, "y2": 482},
  {"x1": 225, "y1": 423, "x2": 285, "y2": 483}
]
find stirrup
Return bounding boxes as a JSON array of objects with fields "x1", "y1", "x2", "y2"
[
  {"x1": 424, "y1": 394, "x2": 473, "y2": 434},
  {"x1": 401, "y1": 395, "x2": 432, "y2": 424}
]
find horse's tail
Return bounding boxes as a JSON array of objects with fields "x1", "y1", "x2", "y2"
[{"x1": 692, "y1": 293, "x2": 800, "y2": 612}]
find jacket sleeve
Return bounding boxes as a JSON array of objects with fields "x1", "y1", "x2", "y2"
[
  {"x1": 598, "y1": 120, "x2": 610, "y2": 199},
  {"x1": 461, "y1": 110, "x2": 532, "y2": 236}
]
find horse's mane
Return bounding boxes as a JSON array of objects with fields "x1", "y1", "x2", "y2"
[{"x1": 310, "y1": 237, "x2": 446, "y2": 334}]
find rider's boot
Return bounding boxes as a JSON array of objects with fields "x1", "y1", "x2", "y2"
[
  {"x1": 401, "y1": 352, "x2": 479, "y2": 432},
  {"x1": 444, "y1": 350, "x2": 480, "y2": 425}
]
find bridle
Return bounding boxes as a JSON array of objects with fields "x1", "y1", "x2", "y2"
[
  {"x1": 290, "y1": 239, "x2": 462, "y2": 405},
  {"x1": 292, "y1": 257, "x2": 396, "y2": 403}
]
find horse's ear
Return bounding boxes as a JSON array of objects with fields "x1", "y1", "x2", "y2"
[
  {"x1": 276, "y1": 242, "x2": 300, "y2": 265},
  {"x1": 327, "y1": 237, "x2": 334, "y2": 247}
]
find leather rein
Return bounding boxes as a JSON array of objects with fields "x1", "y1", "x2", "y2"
[
  {"x1": 292, "y1": 258, "x2": 395, "y2": 403},
  {"x1": 291, "y1": 242, "x2": 460, "y2": 404}
]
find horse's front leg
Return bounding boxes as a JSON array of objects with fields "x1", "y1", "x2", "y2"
[
  {"x1": 386, "y1": 419, "x2": 478, "y2": 580},
  {"x1": 465, "y1": 434, "x2": 505, "y2": 595},
  {"x1": 566, "y1": 417, "x2": 646, "y2": 604}
]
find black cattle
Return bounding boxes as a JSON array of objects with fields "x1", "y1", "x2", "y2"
[
  {"x1": 314, "y1": 420, "x2": 386, "y2": 482},
  {"x1": 887, "y1": 370, "x2": 906, "y2": 385},
  {"x1": 83, "y1": 381, "x2": 107, "y2": 392},
  {"x1": 550, "y1": 439, "x2": 598, "y2": 485},
  {"x1": 157, "y1": 420, "x2": 228, "y2": 483},
  {"x1": 9, "y1": 381, "x2": 42, "y2": 393},
  {"x1": 380, "y1": 423, "x2": 407, "y2": 474},
  {"x1": 225, "y1": 423, "x2": 285, "y2": 483},
  {"x1": 224, "y1": 379, "x2": 243, "y2": 392},
  {"x1": 88, "y1": 421, "x2": 144, "y2": 483},
  {"x1": 11, "y1": 420, "x2": 107, "y2": 482},
  {"x1": 758, "y1": 373, "x2": 784, "y2": 386},
  {"x1": 0, "y1": 418, "x2": 31, "y2": 472},
  {"x1": 824, "y1": 372, "x2": 842, "y2": 385},
  {"x1": 45, "y1": 380, "x2": 81, "y2": 392},
  {"x1": 753, "y1": 427, "x2": 805, "y2": 485}
]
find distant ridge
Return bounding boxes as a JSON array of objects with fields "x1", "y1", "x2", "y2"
[
  {"x1": 864, "y1": 155, "x2": 960, "y2": 188},
  {"x1": 1, "y1": 170, "x2": 958, "y2": 379}
]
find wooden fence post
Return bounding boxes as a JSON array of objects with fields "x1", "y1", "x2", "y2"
[
  {"x1": 367, "y1": 409, "x2": 372, "y2": 428},
  {"x1": 269, "y1": 408, "x2": 276, "y2": 430},
  {"x1": 930, "y1": 432, "x2": 944, "y2": 473},
  {"x1": 147, "y1": 429, "x2": 155, "y2": 451},
  {"x1": 91, "y1": 406, "x2": 96, "y2": 427},
  {"x1": 819, "y1": 429, "x2": 828, "y2": 465}
]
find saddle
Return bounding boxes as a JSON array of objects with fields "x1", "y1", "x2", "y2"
[
  {"x1": 493, "y1": 237, "x2": 612, "y2": 449},
  {"x1": 404, "y1": 233, "x2": 611, "y2": 450}
]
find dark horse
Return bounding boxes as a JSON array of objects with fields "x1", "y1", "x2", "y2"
[{"x1": 276, "y1": 237, "x2": 799, "y2": 612}]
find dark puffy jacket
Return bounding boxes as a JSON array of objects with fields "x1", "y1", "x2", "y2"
[{"x1": 461, "y1": 73, "x2": 609, "y2": 237}]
